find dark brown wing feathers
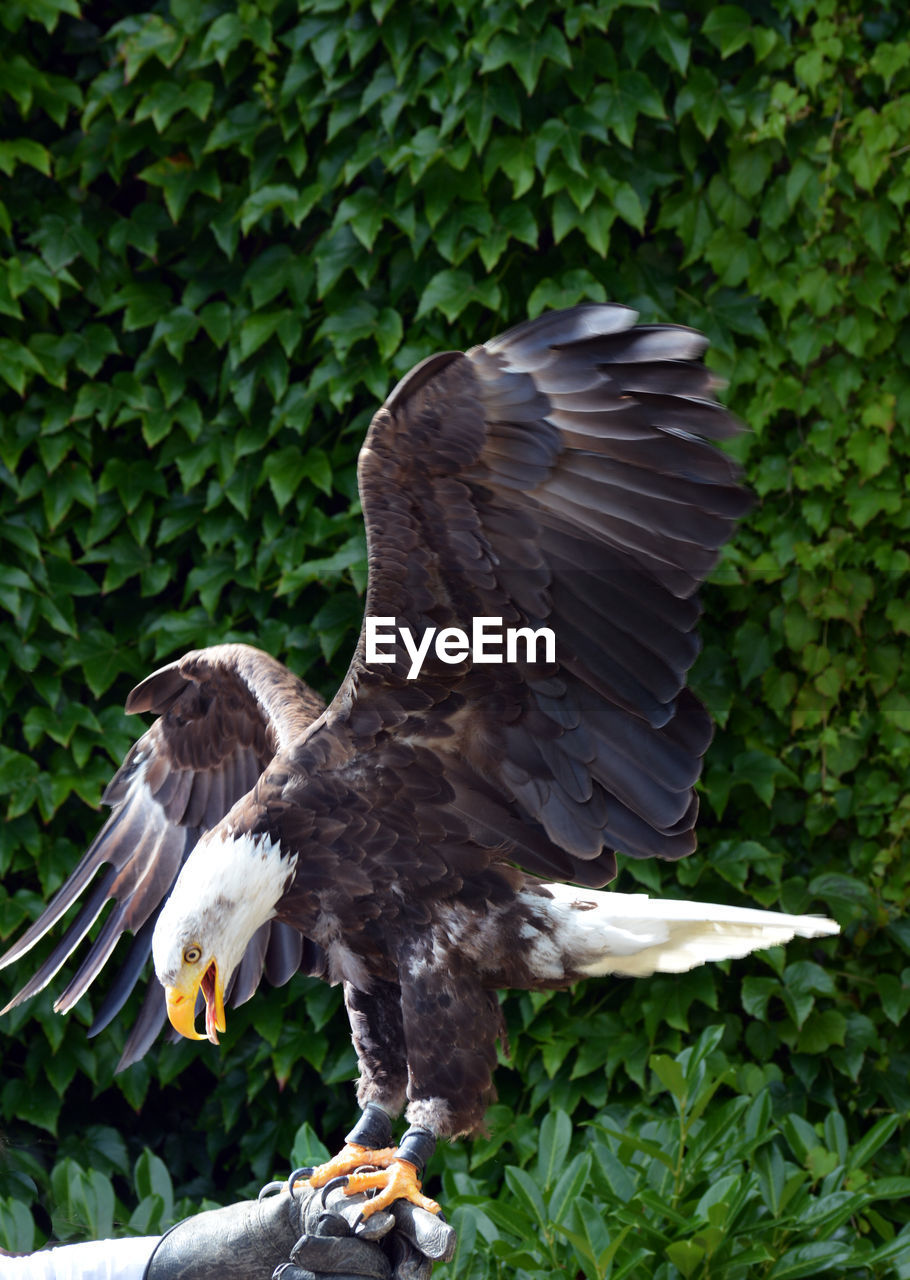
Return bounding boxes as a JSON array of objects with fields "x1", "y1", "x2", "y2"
[{"x1": 320, "y1": 304, "x2": 748, "y2": 890}]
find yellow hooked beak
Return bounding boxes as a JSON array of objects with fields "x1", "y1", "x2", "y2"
[{"x1": 165, "y1": 960, "x2": 226, "y2": 1044}]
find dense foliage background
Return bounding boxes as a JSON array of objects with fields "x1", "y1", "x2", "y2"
[{"x1": 1, "y1": 0, "x2": 909, "y2": 1274}]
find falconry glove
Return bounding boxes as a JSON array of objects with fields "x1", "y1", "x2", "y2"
[{"x1": 143, "y1": 1174, "x2": 455, "y2": 1280}]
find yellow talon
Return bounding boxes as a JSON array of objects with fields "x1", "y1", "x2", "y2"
[{"x1": 344, "y1": 1157, "x2": 441, "y2": 1219}]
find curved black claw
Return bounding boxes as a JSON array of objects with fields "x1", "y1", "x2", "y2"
[
  {"x1": 285, "y1": 1165, "x2": 315, "y2": 1198},
  {"x1": 320, "y1": 1174, "x2": 352, "y2": 1206}
]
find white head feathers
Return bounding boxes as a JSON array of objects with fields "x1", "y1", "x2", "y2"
[{"x1": 152, "y1": 829, "x2": 297, "y2": 988}]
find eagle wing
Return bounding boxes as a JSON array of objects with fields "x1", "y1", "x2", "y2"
[
  {"x1": 301, "y1": 304, "x2": 751, "y2": 890},
  {"x1": 0, "y1": 643, "x2": 325, "y2": 1067}
]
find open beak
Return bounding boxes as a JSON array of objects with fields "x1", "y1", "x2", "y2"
[{"x1": 165, "y1": 960, "x2": 226, "y2": 1045}]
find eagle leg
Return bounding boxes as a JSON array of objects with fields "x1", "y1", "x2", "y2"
[
  {"x1": 345, "y1": 1124, "x2": 438, "y2": 1218},
  {"x1": 307, "y1": 1101, "x2": 397, "y2": 1187}
]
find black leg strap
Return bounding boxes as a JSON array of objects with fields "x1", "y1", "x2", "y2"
[
  {"x1": 344, "y1": 1102, "x2": 393, "y2": 1150},
  {"x1": 394, "y1": 1126, "x2": 436, "y2": 1177}
]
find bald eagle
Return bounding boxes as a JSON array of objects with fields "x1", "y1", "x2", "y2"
[{"x1": 1, "y1": 305, "x2": 837, "y2": 1215}]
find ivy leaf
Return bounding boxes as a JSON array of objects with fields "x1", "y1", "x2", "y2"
[
  {"x1": 417, "y1": 269, "x2": 501, "y2": 323},
  {"x1": 0, "y1": 139, "x2": 52, "y2": 176},
  {"x1": 593, "y1": 72, "x2": 665, "y2": 147},
  {"x1": 480, "y1": 28, "x2": 571, "y2": 94},
  {"x1": 702, "y1": 6, "x2": 752, "y2": 58}
]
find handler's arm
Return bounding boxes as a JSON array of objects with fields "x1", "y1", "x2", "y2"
[{"x1": 1, "y1": 1236, "x2": 159, "y2": 1279}]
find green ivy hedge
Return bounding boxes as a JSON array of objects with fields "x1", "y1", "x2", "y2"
[{"x1": 1, "y1": 0, "x2": 909, "y2": 1274}]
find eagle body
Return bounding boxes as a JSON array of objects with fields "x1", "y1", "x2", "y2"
[{"x1": 2, "y1": 304, "x2": 838, "y2": 1156}]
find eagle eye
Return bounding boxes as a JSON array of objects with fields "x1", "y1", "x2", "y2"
[{"x1": 183, "y1": 944, "x2": 202, "y2": 964}]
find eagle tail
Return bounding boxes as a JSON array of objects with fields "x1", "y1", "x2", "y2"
[{"x1": 535, "y1": 883, "x2": 839, "y2": 979}]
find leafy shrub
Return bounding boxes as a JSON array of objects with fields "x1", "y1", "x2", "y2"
[
  {"x1": 444, "y1": 1029, "x2": 910, "y2": 1280},
  {"x1": 1, "y1": 0, "x2": 908, "y2": 1273}
]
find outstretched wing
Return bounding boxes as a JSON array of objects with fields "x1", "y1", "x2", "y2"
[
  {"x1": 301, "y1": 304, "x2": 751, "y2": 891},
  {"x1": 1, "y1": 643, "x2": 325, "y2": 1066}
]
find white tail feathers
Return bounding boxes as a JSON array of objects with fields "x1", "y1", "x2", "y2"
[{"x1": 533, "y1": 883, "x2": 839, "y2": 979}]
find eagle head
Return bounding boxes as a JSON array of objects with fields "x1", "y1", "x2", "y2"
[{"x1": 152, "y1": 828, "x2": 297, "y2": 1044}]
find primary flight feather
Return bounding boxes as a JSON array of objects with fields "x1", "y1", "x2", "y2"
[{"x1": 1, "y1": 304, "x2": 837, "y2": 1213}]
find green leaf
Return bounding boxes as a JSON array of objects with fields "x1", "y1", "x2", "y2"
[
  {"x1": 562, "y1": 1196, "x2": 628, "y2": 1275},
  {"x1": 199, "y1": 301, "x2": 232, "y2": 348},
  {"x1": 870, "y1": 39, "x2": 910, "y2": 88},
  {"x1": 592, "y1": 1124, "x2": 676, "y2": 1173},
  {"x1": 0, "y1": 139, "x2": 52, "y2": 176},
  {"x1": 768, "y1": 1241, "x2": 853, "y2": 1279},
  {"x1": 742, "y1": 976, "x2": 778, "y2": 1020},
  {"x1": 527, "y1": 271, "x2": 606, "y2": 317},
  {"x1": 262, "y1": 446, "x2": 331, "y2": 510},
  {"x1": 374, "y1": 307, "x2": 403, "y2": 361},
  {"x1": 290, "y1": 1123, "x2": 331, "y2": 1170},
  {"x1": 503, "y1": 1166, "x2": 547, "y2": 1230},
  {"x1": 796, "y1": 1010, "x2": 847, "y2": 1054},
  {"x1": 612, "y1": 181, "x2": 645, "y2": 231},
  {"x1": 238, "y1": 311, "x2": 284, "y2": 361},
  {"x1": 239, "y1": 183, "x2": 316, "y2": 234},
  {"x1": 134, "y1": 1152, "x2": 174, "y2": 1225},
  {"x1": 703, "y1": 6, "x2": 752, "y2": 58},
  {"x1": 315, "y1": 226, "x2": 365, "y2": 298},
  {"x1": 593, "y1": 71, "x2": 665, "y2": 147},
  {"x1": 732, "y1": 750, "x2": 799, "y2": 806},
  {"x1": 536, "y1": 1108, "x2": 572, "y2": 1191},
  {"x1": 547, "y1": 1151, "x2": 592, "y2": 1225},
  {"x1": 0, "y1": 1197, "x2": 35, "y2": 1253},
  {"x1": 651, "y1": 1053, "x2": 687, "y2": 1103},
  {"x1": 480, "y1": 28, "x2": 571, "y2": 95},
  {"x1": 417, "y1": 269, "x2": 501, "y2": 323},
  {"x1": 300, "y1": 448, "x2": 333, "y2": 496},
  {"x1": 667, "y1": 1239, "x2": 706, "y2": 1278},
  {"x1": 676, "y1": 67, "x2": 724, "y2": 140},
  {"x1": 316, "y1": 300, "x2": 378, "y2": 358}
]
